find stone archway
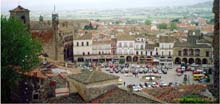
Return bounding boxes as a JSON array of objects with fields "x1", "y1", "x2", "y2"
[
  {"x1": 126, "y1": 56, "x2": 132, "y2": 62},
  {"x1": 195, "y1": 58, "x2": 201, "y2": 64},
  {"x1": 202, "y1": 58, "x2": 208, "y2": 64},
  {"x1": 182, "y1": 58, "x2": 187, "y2": 64},
  {"x1": 175, "y1": 57, "x2": 181, "y2": 64},
  {"x1": 133, "y1": 56, "x2": 138, "y2": 62},
  {"x1": 188, "y1": 58, "x2": 194, "y2": 64}
]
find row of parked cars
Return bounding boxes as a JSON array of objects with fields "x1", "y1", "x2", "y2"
[
  {"x1": 128, "y1": 81, "x2": 180, "y2": 92},
  {"x1": 104, "y1": 63, "x2": 169, "y2": 75}
]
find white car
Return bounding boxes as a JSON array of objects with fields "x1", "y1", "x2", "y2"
[
  {"x1": 132, "y1": 86, "x2": 139, "y2": 92},
  {"x1": 181, "y1": 66, "x2": 186, "y2": 72}
]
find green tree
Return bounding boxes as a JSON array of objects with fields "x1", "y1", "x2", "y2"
[
  {"x1": 158, "y1": 23, "x2": 168, "y2": 29},
  {"x1": 170, "y1": 22, "x2": 177, "y2": 30},
  {"x1": 1, "y1": 17, "x2": 42, "y2": 102},
  {"x1": 145, "y1": 19, "x2": 151, "y2": 25}
]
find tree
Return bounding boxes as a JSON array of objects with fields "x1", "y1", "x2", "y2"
[
  {"x1": 158, "y1": 23, "x2": 168, "y2": 29},
  {"x1": 145, "y1": 19, "x2": 151, "y2": 25},
  {"x1": 1, "y1": 17, "x2": 42, "y2": 102},
  {"x1": 170, "y1": 22, "x2": 177, "y2": 30}
]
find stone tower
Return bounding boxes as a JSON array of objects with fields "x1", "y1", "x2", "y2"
[
  {"x1": 52, "y1": 13, "x2": 59, "y2": 60},
  {"x1": 10, "y1": 5, "x2": 30, "y2": 30},
  {"x1": 39, "y1": 15, "x2": 43, "y2": 22}
]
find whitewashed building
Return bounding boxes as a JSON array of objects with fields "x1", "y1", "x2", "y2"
[
  {"x1": 158, "y1": 36, "x2": 175, "y2": 67},
  {"x1": 73, "y1": 33, "x2": 93, "y2": 62}
]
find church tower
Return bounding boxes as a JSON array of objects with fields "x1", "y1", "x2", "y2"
[
  {"x1": 52, "y1": 13, "x2": 59, "y2": 60},
  {"x1": 10, "y1": 5, "x2": 30, "y2": 30}
]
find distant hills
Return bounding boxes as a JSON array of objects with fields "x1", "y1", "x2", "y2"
[
  {"x1": 2, "y1": 1, "x2": 214, "y2": 20},
  {"x1": 188, "y1": 1, "x2": 213, "y2": 8}
]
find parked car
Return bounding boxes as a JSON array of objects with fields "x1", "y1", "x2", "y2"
[
  {"x1": 158, "y1": 69, "x2": 163, "y2": 74},
  {"x1": 160, "y1": 82, "x2": 168, "y2": 87},
  {"x1": 144, "y1": 68, "x2": 148, "y2": 73},
  {"x1": 162, "y1": 69, "x2": 167, "y2": 74},
  {"x1": 186, "y1": 67, "x2": 191, "y2": 71},
  {"x1": 124, "y1": 68, "x2": 129, "y2": 73},
  {"x1": 139, "y1": 68, "x2": 144, "y2": 73},
  {"x1": 132, "y1": 85, "x2": 142, "y2": 92},
  {"x1": 120, "y1": 68, "x2": 125, "y2": 73},
  {"x1": 125, "y1": 63, "x2": 129, "y2": 68},
  {"x1": 105, "y1": 67, "x2": 110, "y2": 71},
  {"x1": 181, "y1": 66, "x2": 186, "y2": 72},
  {"x1": 151, "y1": 82, "x2": 159, "y2": 88}
]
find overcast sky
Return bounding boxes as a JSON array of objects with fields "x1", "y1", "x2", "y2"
[{"x1": 1, "y1": 0, "x2": 213, "y2": 12}]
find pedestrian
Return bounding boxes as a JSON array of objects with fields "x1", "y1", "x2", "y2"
[{"x1": 124, "y1": 82, "x2": 126, "y2": 86}]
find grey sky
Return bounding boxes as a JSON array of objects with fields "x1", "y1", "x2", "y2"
[{"x1": 1, "y1": 0, "x2": 213, "y2": 12}]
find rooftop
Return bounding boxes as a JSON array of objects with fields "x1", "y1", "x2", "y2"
[
  {"x1": 91, "y1": 87, "x2": 159, "y2": 103},
  {"x1": 116, "y1": 34, "x2": 136, "y2": 41},
  {"x1": 174, "y1": 42, "x2": 211, "y2": 48},
  {"x1": 74, "y1": 33, "x2": 92, "y2": 40},
  {"x1": 143, "y1": 84, "x2": 208, "y2": 103},
  {"x1": 146, "y1": 43, "x2": 159, "y2": 49},
  {"x1": 10, "y1": 5, "x2": 29, "y2": 12},
  {"x1": 159, "y1": 36, "x2": 174, "y2": 43},
  {"x1": 68, "y1": 71, "x2": 119, "y2": 84},
  {"x1": 47, "y1": 93, "x2": 85, "y2": 103}
]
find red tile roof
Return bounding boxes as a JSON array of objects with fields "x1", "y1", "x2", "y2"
[
  {"x1": 143, "y1": 84, "x2": 208, "y2": 103},
  {"x1": 24, "y1": 69, "x2": 47, "y2": 79},
  {"x1": 31, "y1": 30, "x2": 53, "y2": 43}
]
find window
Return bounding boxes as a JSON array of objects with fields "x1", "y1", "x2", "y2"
[
  {"x1": 129, "y1": 42, "x2": 133, "y2": 47},
  {"x1": 99, "y1": 51, "x2": 101, "y2": 55},
  {"x1": 81, "y1": 42, "x2": 84, "y2": 46},
  {"x1": 162, "y1": 51, "x2": 164, "y2": 56},
  {"x1": 150, "y1": 51, "x2": 153, "y2": 56},
  {"x1": 83, "y1": 52, "x2": 85, "y2": 55},
  {"x1": 169, "y1": 51, "x2": 171, "y2": 56},
  {"x1": 178, "y1": 51, "x2": 182, "y2": 56},
  {"x1": 88, "y1": 52, "x2": 90, "y2": 55},
  {"x1": 141, "y1": 51, "x2": 143, "y2": 55},
  {"x1": 140, "y1": 45, "x2": 143, "y2": 49},
  {"x1": 76, "y1": 42, "x2": 79, "y2": 46},
  {"x1": 119, "y1": 42, "x2": 122, "y2": 47},
  {"x1": 136, "y1": 51, "x2": 139, "y2": 55},
  {"x1": 195, "y1": 49, "x2": 200, "y2": 56},
  {"x1": 146, "y1": 51, "x2": 148, "y2": 56},
  {"x1": 206, "y1": 51, "x2": 209, "y2": 57},
  {"x1": 86, "y1": 42, "x2": 89, "y2": 46},
  {"x1": 124, "y1": 42, "x2": 127, "y2": 47}
]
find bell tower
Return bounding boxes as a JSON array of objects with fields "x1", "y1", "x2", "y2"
[
  {"x1": 9, "y1": 5, "x2": 30, "y2": 30},
  {"x1": 52, "y1": 13, "x2": 59, "y2": 60}
]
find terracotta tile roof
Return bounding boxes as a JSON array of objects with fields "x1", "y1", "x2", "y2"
[
  {"x1": 10, "y1": 5, "x2": 29, "y2": 12},
  {"x1": 143, "y1": 84, "x2": 208, "y2": 103},
  {"x1": 68, "y1": 71, "x2": 119, "y2": 84},
  {"x1": 91, "y1": 87, "x2": 159, "y2": 103},
  {"x1": 24, "y1": 69, "x2": 47, "y2": 79},
  {"x1": 31, "y1": 30, "x2": 53, "y2": 43}
]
